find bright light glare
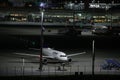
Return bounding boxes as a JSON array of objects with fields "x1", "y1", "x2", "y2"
[{"x1": 40, "y1": 2, "x2": 45, "y2": 7}]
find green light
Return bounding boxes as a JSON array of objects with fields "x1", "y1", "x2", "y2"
[{"x1": 32, "y1": 41, "x2": 35, "y2": 45}]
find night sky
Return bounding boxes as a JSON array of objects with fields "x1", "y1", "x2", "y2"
[
  {"x1": 0, "y1": 0, "x2": 119, "y2": 3},
  {"x1": 0, "y1": 0, "x2": 119, "y2": 7}
]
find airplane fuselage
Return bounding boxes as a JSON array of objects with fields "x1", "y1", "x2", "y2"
[
  {"x1": 43, "y1": 48, "x2": 68, "y2": 61},
  {"x1": 15, "y1": 48, "x2": 85, "y2": 64}
]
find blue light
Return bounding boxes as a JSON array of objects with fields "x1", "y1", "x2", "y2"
[{"x1": 39, "y1": 2, "x2": 46, "y2": 8}]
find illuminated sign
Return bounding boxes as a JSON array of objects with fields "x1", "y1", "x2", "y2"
[{"x1": 89, "y1": 4, "x2": 100, "y2": 8}]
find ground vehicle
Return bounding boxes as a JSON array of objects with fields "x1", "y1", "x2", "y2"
[
  {"x1": 101, "y1": 59, "x2": 120, "y2": 70},
  {"x1": 91, "y1": 25, "x2": 109, "y2": 35}
]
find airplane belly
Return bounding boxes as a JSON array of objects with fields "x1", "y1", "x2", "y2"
[{"x1": 46, "y1": 59, "x2": 65, "y2": 64}]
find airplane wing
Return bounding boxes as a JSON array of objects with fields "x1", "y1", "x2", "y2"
[
  {"x1": 67, "y1": 52, "x2": 86, "y2": 57},
  {"x1": 29, "y1": 48, "x2": 86, "y2": 57},
  {"x1": 14, "y1": 53, "x2": 54, "y2": 59}
]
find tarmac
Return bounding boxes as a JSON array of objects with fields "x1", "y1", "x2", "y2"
[
  {"x1": 0, "y1": 48, "x2": 120, "y2": 76},
  {"x1": 0, "y1": 26, "x2": 120, "y2": 76}
]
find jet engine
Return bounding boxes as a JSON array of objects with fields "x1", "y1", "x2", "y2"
[{"x1": 68, "y1": 58, "x2": 72, "y2": 62}]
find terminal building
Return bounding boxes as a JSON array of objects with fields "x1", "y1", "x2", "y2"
[{"x1": 0, "y1": 0, "x2": 119, "y2": 28}]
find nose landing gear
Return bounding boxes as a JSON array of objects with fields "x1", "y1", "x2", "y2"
[{"x1": 57, "y1": 63, "x2": 67, "y2": 71}]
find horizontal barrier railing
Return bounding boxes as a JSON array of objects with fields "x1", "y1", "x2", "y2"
[{"x1": 0, "y1": 65, "x2": 120, "y2": 76}]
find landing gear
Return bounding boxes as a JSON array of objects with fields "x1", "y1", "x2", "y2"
[{"x1": 57, "y1": 63, "x2": 67, "y2": 71}]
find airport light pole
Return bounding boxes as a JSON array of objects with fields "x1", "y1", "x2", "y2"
[
  {"x1": 92, "y1": 40, "x2": 95, "y2": 76},
  {"x1": 39, "y1": 5, "x2": 44, "y2": 71},
  {"x1": 110, "y1": 1, "x2": 114, "y2": 30}
]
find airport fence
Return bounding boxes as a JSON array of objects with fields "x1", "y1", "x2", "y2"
[{"x1": 0, "y1": 65, "x2": 120, "y2": 76}]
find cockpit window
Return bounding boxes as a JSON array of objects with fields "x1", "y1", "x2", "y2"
[{"x1": 60, "y1": 55, "x2": 66, "y2": 57}]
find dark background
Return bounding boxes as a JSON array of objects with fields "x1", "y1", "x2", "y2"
[{"x1": 0, "y1": 35, "x2": 120, "y2": 50}]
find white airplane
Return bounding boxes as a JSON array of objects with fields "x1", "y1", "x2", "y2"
[{"x1": 15, "y1": 48, "x2": 86, "y2": 64}]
